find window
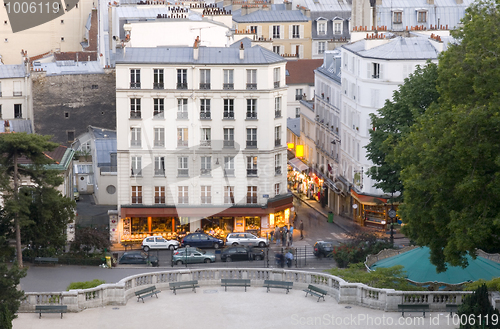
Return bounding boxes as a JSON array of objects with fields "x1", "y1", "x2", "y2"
[
  {"x1": 275, "y1": 183, "x2": 280, "y2": 196},
  {"x1": 247, "y1": 156, "x2": 257, "y2": 176},
  {"x1": 223, "y1": 99, "x2": 234, "y2": 119},
  {"x1": 132, "y1": 186, "x2": 142, "y2": 204},
  {"x1": 275, "y1": 97, "x2": 281, "y2": 118},
  {"x1": 417, "y1": 11, "x2": 427, "y2": 23},
  {"x1": 273, "y1": 45, "x2": 281, "y2": 55},
  {"x1": 130, "y1": 98, "x2": 141, "y2": 118},
  {"x1": 13, "y1": 81, "x2": 21, "y2": 96},
  {"x1": 200, "y1": 99, "x2": 211, "y2": 119},
  {"x1": 67, "y1": 131, "x2": 75, "y2": 142},
  {"x1": 131, "y1": 156, "x2": 142, "y2": 176},
  {"x1": 0, "y1": 105, "x2": 2, "y2": 119},
  {"x1": 131, "y1": 127, "x2": 141, "y2": 146},
  {"x1": 295, "y1": 88, "x2": 303, "y2": 100},
  {"x1": 246, "y1": 128, "x2": 257, "y2": 148},
  {"x1": 201, "y1": 156, "x2": 211, "y2": 175},
  {"x1": 372, "y1": 63, "x2": 380, "y2": 79},
  {"x1": 154, "y1": 156, "x2": 165, "y2": 176},
  {"x1": 201, "y1": 186, "x2": 211, "y2": 204},
  {"x1": 61, "y1": 37, "x2": 65, "y2": 42},
  {"x1": 292, "y1": 25, "x2": 300, "y2": 38},
  {"x1": 334, "y1": 22, "x2": 342, "y2": 34},
  {"x1": 272, "y1": 25, "x2": 280, "y2": 39},
  {"x1": 273, "y1": 67, "x2": 280, "y2": 88},
  {"x1": 296, "y1": 107, "x2": 300, "y2": 118},
  {"x1": 223, "y1": 69, "x2": 234, "y2": 90},
  {"x1": 91, "y1": 84, "x2": 98, "y2": 89},
  {"x1": 247, "y1": 186, "x2": 257, "y2": 204},
  {"x1": 224, "y1": 128, "x2": 234, "y2": 148},
  {"x1": 177, "y1": 69, "x2": 187, "y2": 89},
  {"x1": 14, "y1": 104, "x2": 22, "y2": 118},
  {"x1": 274, "y1": 126, "x2": 281, "y2": 147},
  {"x1": 177, "y1": 128, "x2": 188, "y2": 147},
  {"x1": 224, "y1": 156, "x2": 234, "y2": 176},
  {"x1": 246, "y1": 69, "x2": 257, "y2": 90},
  {"x1": 224, "y1": 186, "x2": 235, "y2": 204},
  {"x1": 200, "y1": 128, "x2": 211, "y2": 147},
  {"x1": 393, "y1": 11, "x2": 402, "y2": 24},
  {"x1": 155, "y1": 186, "x2": 165, "y2": 204},
  {"x1": 0, "y1": 82, "x2": 2, "y2": 97},
  {"x1": 199, "y1": 69, "x2": 211, "y2": 89},
  {"x1": 318, "y1": 22, "x2": 326, "y2": 35},
  {"x1": 177, "y1": 99, "x2": 188, "y2": 119},
  {"x1": 154, "y1": 127, "x2": 164, "y2": 147},
  {"x1": 153, "y1": 98, "x2": 164, "y2": 118},
  {"x1": 130, "y1": 69, "x2": 140, "y2": 88},
  {"x1": 249, "y1": 25, "x2": 258, "y2": 34},
  {"x1": 246, "y1": 99, "x2": 257, "y2": 119},
  {"x1": 275, "y1": 154, "x2": 281, "y2": 175},
  {"x1": 153, "y1": 69, "x2": 164, "y2": 89},
  {"x1": 178, "y1": 156, "x2": 189, "y2": 176},
  {"x1": 318, "y1": 41, "x2": 326, "y2": 54},
  {"x1": 178, "y1": 186, "x2": 188, "y2": 204}
]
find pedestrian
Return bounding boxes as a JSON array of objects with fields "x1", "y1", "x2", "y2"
[
  {"x1": 275, "y1": 252, "x2": 284, "y2": 268},
  {"x1": 285, "y1": 250, "x2": 294, "y2": 268},
  {"x1": 270, "y1": 230, "x2": 274, "y2": 243},
  {"x1": 275, "y1": 226, "x2": 281, "y2": 245},
  {"x1": 299, "y1": 220, "x2": 304, "y2": 240},
  {"x1": 289, "y1": 225, "x2": 294, "y2": 246},
  {"x1": 282, "y1": 228, "x2": 287, "y2": 247}
]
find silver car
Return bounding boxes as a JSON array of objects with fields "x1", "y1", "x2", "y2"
[
  {"x1": 173, "y1": 247, "x2": 216, "y2": 265},
  {"x1": 226, "y1": 233, "x2": 268, "y2": 247},
  {"x1": 141, "y1": 236, "x2": 180, "y2": 252}
]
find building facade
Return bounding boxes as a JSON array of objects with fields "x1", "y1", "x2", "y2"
[{"x1": 0, "y1": 62, "x2": 33, "y2": 131}]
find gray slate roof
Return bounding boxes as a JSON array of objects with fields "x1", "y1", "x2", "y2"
[
  {"x1": 232, "y1": 8, "x2": 309, "y2": 23},
  {"x1": 230, "y1": 37, "x2": 253, "y2": 49},
  {"x1": 295, "y1": 0, "x2": 351, "y2": 12},
  {"x1": 0, "y1": 65, "x2": 27, "y2": 78},
  {"x1": 287, "y1": 117, "x2": 300, "y2": 137},
  {"x1": 0, "y1": 120, "x2": 33, "y2": 133},
  {"x1": 115, "y1": 46, "x2": 286, "y2": 64},
  {"x1": 343, "y1": 36, "x2": 440, "y2": 60}
]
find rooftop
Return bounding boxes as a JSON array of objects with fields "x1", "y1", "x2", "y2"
[
  {"x1": 232, "y1": 8, "x2": 309, "y2": 23},
  {"x1": 286, "y1": 59, "x2": 323, "y2": 85},
  {"x1": 33, "y1": 61, "x2": 104, "y2": 76},
  {"x1": 287, "y1": 117, "x2": 300, "y2": 137},
  {"x1": 0, "y1": 64, "x2": 27, "y2": 78}
]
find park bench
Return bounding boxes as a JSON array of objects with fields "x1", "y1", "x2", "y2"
[
  {"x1": 34, "y1": 257, "x2": 58, "y2": 266},
  {"x1": 169, "y1": 280, "x2": 199, "y2": 295},
  {"x1": 221, "y1": 279, "x2": 251, "y2": 292},
  {"x1": 398, "y1": 304, "x2": 430, "y2": 318},
  {"x1": 303, "y1": 284, "x2": 327, "y2": 302},
  {"x1": 446, "y1": 304, "x2": 458, "y2": 316},
  {"x1": 134, "y1": 286, "x2": 160, "y2": 303},
  {"x1": 35, "y1": 305, "x2": 67, "y2": 319},
  {"x1": 263, "y1": 280, "x2": 293, "y2": 294}
]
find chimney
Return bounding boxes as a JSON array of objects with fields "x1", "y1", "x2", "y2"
[
  {"x1": 239, "y1": 42, "x2": 244, "y2": 60},
  {"x1": 284, "y1": 0, "x2": 292, "y2": 10},
  {"x1": 455, "y1": 0, "x2": 463, "y2": 3},
  {"x1": 193, "y1": 36, "x2": 200, "y2": 60},
  {"x1": 427, "y1": 0, "x2": 434, "y2": 4}
]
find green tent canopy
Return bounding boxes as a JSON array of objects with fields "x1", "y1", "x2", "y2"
[{"x1": 370, "y1": 247, "x2": 500, "y2": 285}]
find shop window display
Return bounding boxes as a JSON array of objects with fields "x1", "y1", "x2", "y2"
[
  {"x1": 175, "y1": 217, "x2": 190, "y2": 240},
  {"x1": 245, "y1": 217, "x2": 261, "y2": 236},
  {"x1": 201, "y1": 217, "x2": 233, "y2": 240}
]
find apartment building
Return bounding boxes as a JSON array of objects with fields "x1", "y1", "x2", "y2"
[{"x1": 0, "y1": 63, "x2": 33, "y2": 129}]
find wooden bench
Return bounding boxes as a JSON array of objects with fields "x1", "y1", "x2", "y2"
[
  {"x1": 446, "y1": 304, "x2": 458, "y2": 315},
  {"x1": 263, "y1": 280, "x2": 293, "y2": 294},
  {"x1": 303, "y1": 284, "x2": 327, "y2": 302},
  {"x1": 398, "y1": 304, "x2": 430, "y2": 318},
  {"x1": 34, "y1": 257, "x2": 58, "y2": 266},
  {"x1": 169, "y1": 280, "x2": 199, "y2": 295},
  {"x1": 134, "y1": 286, "x2": 160, "y2": 303},
  {"x1": 35, "y1": 305, "x2": 67, "y2": 319},
  {"x1": 221, "y1": 279, "x2": 251, "y2": 292}
]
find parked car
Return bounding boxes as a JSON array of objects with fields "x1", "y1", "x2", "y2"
[
  {"x1": 118, "y1": 251, "x2": 159, "y2": 266},
  {"x1": 73, "y1": 187, "x2": 79, "y2": 201},
  {"x1": 173, "y1": 247, "x2": 216, "y2": 265},
  {"x1": 313, "y1": 241, "x2": 334, "y2": 258},
  {"x1": 181, "y1": 233, "x2": 224, "y2": 249},
  {"x1": 220, "y1": 246, "x2": 265, "y2": 262},
  {"x1": 141, "y1": 236, "x2": 180, "y2": 251},
  {"x1": 225, "y1": 232, "x2": 268, "y2": 247}
]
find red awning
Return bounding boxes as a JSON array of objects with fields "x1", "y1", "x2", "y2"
[{"x1": 351, "y1": 190, "x2": 387, "y2": 206}]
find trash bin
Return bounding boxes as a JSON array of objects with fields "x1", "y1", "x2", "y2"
[
  {"x1": 105, "y1": 256, "x2": 112, "y2": 268},
  {"x1": 328, "y1": 212, "x2": 334, "y2": 223},
  {"x1": 112, "y1": 253, "x2": 118, "y2": 267}
]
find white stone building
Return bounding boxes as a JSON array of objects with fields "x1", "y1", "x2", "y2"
[{"x1": 0, "y1": 63, "x2": 33, "y2": 128}]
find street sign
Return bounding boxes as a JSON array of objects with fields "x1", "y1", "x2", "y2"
[{"x1": 263, "y1": 194, "x2": 269, "y2": 198}]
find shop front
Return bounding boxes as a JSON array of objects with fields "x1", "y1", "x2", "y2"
[{"x1": 350, "y1": 189, "x2": 392, "y2": 229}]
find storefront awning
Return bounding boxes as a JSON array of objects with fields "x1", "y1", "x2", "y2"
[
  {"x1": 288, "y1": 158, "x2": 309, "y2": 172},
  {"x1": 351, "y1": 189, "x2": 387, "y2": 206}
]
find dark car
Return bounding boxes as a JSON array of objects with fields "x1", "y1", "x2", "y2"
[
  {"x1": 182, "y1": 233, "x2": 224, "y2": 249},
  {"x1": 313, "y1": 241, "x2": 334, "y2": 258},
  {"x1": 118, "y1": 251, "x2": 159, "y2": 267},
  {"x1": 220, "y1": 246, "x2": 265, "y2": 262}
]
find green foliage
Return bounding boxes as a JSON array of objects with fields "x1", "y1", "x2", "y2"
[
  {"x1": 327, "y1": 263, "x2": 424, "y2": 291},
  {"x1": 0, "y1": 303, "x2": 13, "y2": 329},
  {"x1": 66, "y1": 279, "x2": 106, "y2": 291},
  {"x1": 331, "y1": 233, "x2": 395, "y2": 268},
  {"x1": 70, "y1": 227, "x2": 111, "y2": 256},
  {"x1": 458, "y1": 284, "x2": 500, "y2": 329},
  {"x1": 0, "y1": 263, "x2": 26, "y2": 322},
  {"x1": 395, "y1": 0, "x2": 500, "y2": 272},
  {"x1": 464, "y1": 278, "x2": 500, "y2": 292}
]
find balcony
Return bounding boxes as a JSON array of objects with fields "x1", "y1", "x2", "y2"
[
  {"x1": 275, "y1": 166, "x2": 282, "y2": 175},
  {"x1": 177, "y1": 140, "x2": 188, "y2": 147},
  {"x1": 200, "y1": 169, "x2": 212, "y2": 176},
  {"x1": 154, "y1": 141, "x2": 164, "y2": 147},
  {"x1": 246, "y1": 140, "x2": 257, "y2": 148},
  {"x1": 177, "y1": 169, "x2": 189, "y2": 177},
  {"x1": 246, "y1": 83, "x2": 257, "y2": 90},
  {"x1": 224, "y1": 197, "x2": 235, "y2": 204},
  {"x1": 131, "y1": 169, "x2": 142, "y2": 176},
  {"x1": 177, "y1": 82, "x2": 188, "y2": 89},
  {"x1": 200, "y1": 112, "x2": 211, "y2": 120},
  {"x1": 224, "y1": 169, "x2": 235, "y2": 177},
  {"x1": 295, "y1": 94, "x2": 303, "y2": 100},
  {"x1": 153, "y1": 111, "x2": 164, "y2": 119},
  {"x1": 155, "y1": 196, "x2": 165, "y2": 204},
  {"x1": 201, "y1": 197, "x2": 212, "y2": 204},
  {"x1": 246, "y1": 196, "x2": 257, "y2": 204},
  {"x1": 131, "y1": 140, "x2": 141, "y2": 147},
  {"x1": 153, "y1": 83, "x2": 164, "y2": 89},
  {"x1": 200, "y1": 140, "x2": 211, "y2": 148},
  {"x1": 274, "y1": 81, "x2": 280, "y2": 88},
  {"x1": 223, "y1": 83, "x2": 234, "y2": 90},
  {"x1": 199, "y1": 83, "x2": 211, "y2": 90},
  {"x1": 130, "y1": 82, "x2": 141, "y2": 89},
  {"x1": 275, "y1": 139, "x2": 281, "y2": 147},
  {"x1": 13, "y1": 91, "x2": 22, "y2": 96},
  {"x1": 274, "y1": 111, "x2": 281, "y2": 118},
  {"x1": 247, "y1": 169, "x2": 257, "y2": 176},
  {"x1": 100, "y1": 166, "x2": 117, "y2": 174},
  {"x1": 246, "y1": 112, "x2": 257, "y2": 120},
  {"x1": 223, "y1": 112, "x2": 234, "y2": 119},
  {"x1": 131, "y1": 196, "x2": 142, "y2": 204},
  {"x1": 154, "y1": 169, "x2": 165, "y2": 176},
  {"x1": 178, "y1": 197, "x2": 189, "y2": 204},
  {"x1": 223, "y1": 140, "x2": 234, "y2": 148},
  {"x1": 177, "y1": 112, "x2": 188, "y2": 119},
  {"x1": 130, "y1": 111, "x2": 141, "y2": 119}
]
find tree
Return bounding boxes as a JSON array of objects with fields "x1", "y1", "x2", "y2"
[
  {"x1": 0, "y1": 263, "x2": 26, "y2": 327},
  {"x1": 458, "y1": 284, "x2": 500, "y2": 329},
  {"x1": 365, "y1": 62, "x2": 439, "y2": 197},
  {"x1": 395, "y1": 0, "x2": 500, "y2": 271},
  {"x1": 70, "y1": 227, "x2": 111, "y2": 256},
  {"x1": 0, "y1": 132, "x2": 62, "y2": 267}
]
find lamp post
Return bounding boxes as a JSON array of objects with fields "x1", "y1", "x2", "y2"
[{"x1": 387, "y1": 192, "x2": 396, "y2": 246}]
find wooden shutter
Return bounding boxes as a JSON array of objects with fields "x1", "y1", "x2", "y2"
[
  {"x1": 300, "y1": 25, "x2": 304, "y2": 38},
  {"x1": 379, "y1": 64, "x2": 384, "y2": 80},
  {"x1": 367, "y1": 63, "x2": 371, "y2": 79},
  {"x1": 299, "y1": 45, "x2": 304, "y2": 59},
  {"x1": 280, "y1": 25, "x2": 284, "y2": 39}
]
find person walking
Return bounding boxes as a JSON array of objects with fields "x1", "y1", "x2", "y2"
[
  {"x1": 285, "y1": 249, "x2": 294, "y2": 268},
  {"x1": 282, "y1": 227, "x2": 287, "y2": 247},
  {"x1": 299, "y1": 220, "x2": 304, "y2": 240},
  {"x1": 275, "y1": 226, "x2": 281, "y2": 245},
  {"x1": 289, "y1": 225, "x2": 294, "y2": 246},
  {"x1": 269, "y1": 230, "x2": 274, "y2": 243}
]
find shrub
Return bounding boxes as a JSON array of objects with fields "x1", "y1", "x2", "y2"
[
  {"x1": 464, "y1": 278, "x2": 500, "y2": 292},
  {"x1": 67, "y1": 279, "x2": 105, "y2": 291},
  {"x1": 458, "y1": 284, "x2": 500, "y2": 329},
  {"x1": 331, "y1": 233, "x2": 396, "y2": 268}
]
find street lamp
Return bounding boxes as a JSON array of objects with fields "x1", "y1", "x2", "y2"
[{"x1": 387, "y1": 192, "x2": 396, "y2": 245}]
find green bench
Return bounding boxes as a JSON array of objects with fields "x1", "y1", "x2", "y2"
[
  {"x1": 303, "y1": 284, "x2": 327, "y2": 302},
  {"x1": 398, "y1": 304, "x2": 430, "y2": 318},
  {"x1": 446, "y1": 304, "x2": 458, "y2": 315},
  {"x1": 221, "y1": 279, "x2": 251, "y2": 292},
  {"x1": 34, "y1": 257, "x2": 58, "y2": 266},
  {"x1": 263, "y1": 280, "x2": 293, "y2": 294},
  {"x1": 169, "y1": 280, "x2": 199, "y2": 295},
  {"x1": 134, "y1": 286, "x2": 160, "y2": 303},
  {"x1": 35, "y1": 305, "x2": 67, "y2": 319}
]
